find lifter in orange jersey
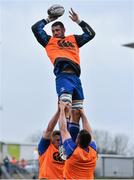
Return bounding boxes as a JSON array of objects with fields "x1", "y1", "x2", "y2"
[
  {"x1": 38, "y1": 105, "x2": 64, "y2": 179},
  {"x1": 38, "y1": 103, "x2": 81, "y2": 179},
  {"x1": 59, "y1": 101, "x2": 97, "y2": 180}
]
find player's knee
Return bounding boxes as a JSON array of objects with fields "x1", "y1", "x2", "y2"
[
  {"x1": 59, "y1": 93, "x2": 72, "y2": 104},
  {"x1": 71, "y1": 101, "x2": 83, "y2": 124},
  {"x1": 72, "y1": 101, "x2": 83, "y2": 110}
]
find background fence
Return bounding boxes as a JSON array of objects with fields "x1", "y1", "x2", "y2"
[{"x1": 95, "y1": 154, "x2": 134, "y2": 179}]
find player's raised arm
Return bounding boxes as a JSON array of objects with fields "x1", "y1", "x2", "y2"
[
  {"x1": 80, "y1": 109, "x2": 93, "y2": 139},
  {"x1": 69, "y1": 8, "x2": 95, "y2": 47},
  {"x1": 43, "y1": 106, "x2": 60, "y2": 139},
  {"x1": 31, "y1": 8, "x2": 59, "y2": 47}
]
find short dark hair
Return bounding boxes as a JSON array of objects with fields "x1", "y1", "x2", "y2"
[
  {"x1": 51, "y1": 21, "x2": 65, "y2": 29},
  {"x1": 78, "y1": 129, "x2": 91, "y2": 148},
  {"x1": 52, "y1": 130, "x2": 60, "y2": 137}
]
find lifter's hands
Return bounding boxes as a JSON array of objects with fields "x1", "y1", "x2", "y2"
[
  {"x1": 69, "y1": 8, "x2": 81, "y2": 24},
  {"x1": 59, "y1": 101, "x2": 71, "y2": 110}
]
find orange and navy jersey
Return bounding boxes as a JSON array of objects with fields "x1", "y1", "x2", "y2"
[
  {"x1": 32, "y1": 19, "x2": 95, "y2": 77},
  {"x1": 63, "y1": 138, "x2": 97, "y2": 179},
  {"x1": 45, "y1": 35, "x2": 80, "y2": 66},
  {"x1": 38, "y1": 138, "x2": 64, "y2": 179}
]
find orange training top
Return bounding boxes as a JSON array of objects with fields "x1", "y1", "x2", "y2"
[
  {"x1": 63, "y1": 146, "x2": 97, "y2": 179},
  {"x1": 45, "y1": 35, "x2": 80, "y2": 65},
  {"x1": 39, "y1": 143, "x2": 64, "y2": 179}
]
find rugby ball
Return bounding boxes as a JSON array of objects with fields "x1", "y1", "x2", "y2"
[{"x1": 47, "y1": 4, "x2": 65, "y2": 18}]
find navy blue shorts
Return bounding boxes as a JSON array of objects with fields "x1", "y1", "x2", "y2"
[{"x1": 55, "y1": 73, "x2": 84, "y2": 100}]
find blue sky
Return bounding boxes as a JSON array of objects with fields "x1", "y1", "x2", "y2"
[{"x1": 0, "y1": 0, "x2": 133, "y2": 146}]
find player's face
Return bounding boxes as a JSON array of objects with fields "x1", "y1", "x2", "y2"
[
  {"x1": 52, "y1": 25, "x2": 65, "y2": 38},
  {"x1": 52, "y1": 135, "x2": 61, "y2": 149}
]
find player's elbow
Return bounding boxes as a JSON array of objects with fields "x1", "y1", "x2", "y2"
[
  {"x1": 85, "y1": 31, "x2": 96, "y2": 42},
  {"x1": 31, "y1": 24, "x2": 37, "y2": 33},
  {"x1": 92, "y1": 31, "x2": 96, "y2": 38},
  {"x1": 89, "y1": 30, "x2": 96, "y2": 40}
]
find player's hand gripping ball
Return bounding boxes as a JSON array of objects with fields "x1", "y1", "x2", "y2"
[{"x1": 47, "y1": 4, "x2": 65, "y2": 18}]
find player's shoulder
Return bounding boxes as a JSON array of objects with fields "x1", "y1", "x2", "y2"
[{"x1": 89, "y1": 140, "x2": 97, "y2": 151}]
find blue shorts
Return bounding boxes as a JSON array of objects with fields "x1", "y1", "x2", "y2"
[{"x1": 55, "y1": 73, "x2": 84, "y2": 100}]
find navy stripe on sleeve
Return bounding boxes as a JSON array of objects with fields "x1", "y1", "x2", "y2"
[
  {"x1": 89, "y1": 141, "x2": 97, "y2": 151},
  {"x1": 31, "y1": 19, "x2": 51, "y2": 47},
  {"x1": 38, "y1": 137, "x2": 50, "y2": 155},
  {"x1": 74, "y1": 20, "x2": 95, "y2": 48},
  {"x1": 63, "y1": 138, "x2": 77, "y2": 158}
]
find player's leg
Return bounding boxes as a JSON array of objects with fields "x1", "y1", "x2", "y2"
[
  {"x1": 67, "y1": 101, "x2": 83, "y2": 142},
  {"x1": 67, "y1": 120, "x2": 80, "y2": 142},
  {"x1": 56, "y1": 73, "x2": 84, "y2": 124},
  {"x1": 67, "y1": 77, "x2": 84, "y2": 142},
  {"x1": 55, "y1": 74, "x2": 74, "y2": 104},
  {"x1": 71, "y1": 76, "x2": 84, "y2": 125},
  {"x1": 71, "y1": 100, "x2": 83, "y2": 124}
]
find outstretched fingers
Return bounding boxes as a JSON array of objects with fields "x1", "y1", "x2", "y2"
[
  {"x1": 69, "y1": 8, "x2": 77, "y2": 15},
  {"x1": 69, "y1": 8, "x2": 79, "y2": 22}
]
